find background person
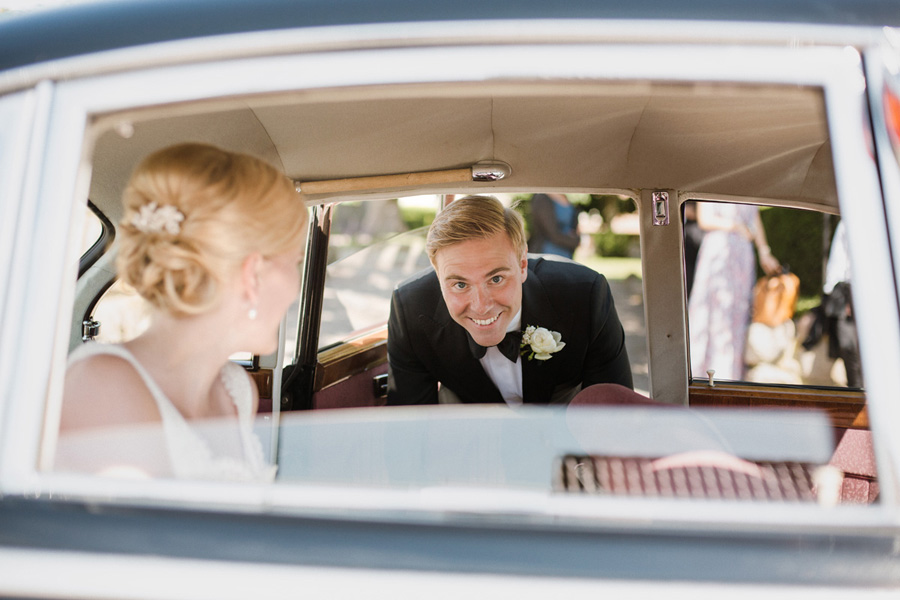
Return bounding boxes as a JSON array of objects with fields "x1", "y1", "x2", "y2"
[
  {"x1": 688, "y1": 202, "x2": 781, "y2": 381},
  {"x1": 682, "y1": 200, "x2": 705, "y2": 297},
  {"x1": 527, "y1": 193, "x2": 580, "y2": 259},
  {"x1": 386, "y1": 195, "x2": 632, "y2": 406},
  {"x1": 822, "y1": 220, "x2": 863, "y2": 387},
  {"x1": 58, "y1": 143, "x2": 308, "y2": 480}
]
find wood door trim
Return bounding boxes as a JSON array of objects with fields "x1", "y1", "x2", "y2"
[
  {"x1": 248, "y1": 369, "x2": 273, "y2": 399},
  {"x1": 689, "y1": 383, "x2": 868, "y2": 429},
  {"x1": 315, "y1": 328, "x2": 388, "y2": 390}
]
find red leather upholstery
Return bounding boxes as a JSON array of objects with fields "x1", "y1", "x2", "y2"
[
  {"x1": 313, "y1": 363, "x2": 389, "y2": 409},
  {"x1": 830, "y1": 428, "x2": 878, "y2": 504},
  {"x1": 569, "y1": 383, "x2": 664, "y2": 406},
  {"x1": 568, "y1": 386, "x2": 879, "y2": 504}
]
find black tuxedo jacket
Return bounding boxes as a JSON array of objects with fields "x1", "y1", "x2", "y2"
[{"x1": 386, "y1": 256, "x2": 633, "y2": 405}]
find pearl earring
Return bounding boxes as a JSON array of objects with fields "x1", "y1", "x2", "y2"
[{"x1": 248, "y1": 307, "x2": 258, "y2": 320}]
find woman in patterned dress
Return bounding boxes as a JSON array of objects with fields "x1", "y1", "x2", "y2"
[{"x1": 688, "y1": 202, "x2": 781, "y2": 380}]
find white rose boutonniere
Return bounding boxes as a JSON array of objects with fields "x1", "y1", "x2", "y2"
[{"x1": 521, "y1": 325, "x2": 565, "y2": 361}]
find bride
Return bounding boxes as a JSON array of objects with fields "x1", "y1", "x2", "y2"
[{"x1": 57, "y1": 143, "x2": 307, "y2": 481}]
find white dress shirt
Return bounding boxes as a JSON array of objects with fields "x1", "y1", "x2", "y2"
[{"x1": 479, "y1": 309, "x2": 523, "y2": 406}]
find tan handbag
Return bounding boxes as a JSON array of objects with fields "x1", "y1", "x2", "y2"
[{"x1": 751, "y1": 272, "x2": 800, "y2": 327}]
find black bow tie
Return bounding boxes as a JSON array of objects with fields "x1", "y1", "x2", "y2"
[{"x1": 468, "y1": 330, "x2": 523, "y2": 363}]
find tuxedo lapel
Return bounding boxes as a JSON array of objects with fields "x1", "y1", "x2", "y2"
[{"x1": 521, "y1": 264, "x2": 564, "y2": 404}]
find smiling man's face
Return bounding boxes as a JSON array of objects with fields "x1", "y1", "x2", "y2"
[{"x1": 433, "y1": 232, "x2": 528, "y2": 348}]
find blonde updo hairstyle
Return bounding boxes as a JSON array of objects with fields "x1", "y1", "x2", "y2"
[{"x1": 117, "y1": 143, "x2": 307, "y2": 317}]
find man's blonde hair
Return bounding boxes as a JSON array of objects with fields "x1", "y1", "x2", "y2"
[
  {"x1": 117, "y1": 142, "x2": 307, "y2": 317},
  {"x1": 426, "y1": 195, "x2": 527, "y2": 264}
]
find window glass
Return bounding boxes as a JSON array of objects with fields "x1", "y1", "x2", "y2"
[
  {"x1": 91, "y1": 279, "x2": 151, "y2": 344},
  {"x1": 319, "y1": 196, "x2": 439, "y2": 348},
  {"x1": 318, "y1": 193, "x2": 647, "y2": 393},
  {"x1": 48, "y1": 80, "x2": 870, "y2": 514},
  {"x1": 89, "y1": 259, "x2": 281, "y2": 368},
  {"x1": 91, "y1": 281, "x2": 255, "y2": 365},
  {"x1": 686, "y1": 201, "x2": 861, "y2": 389},
  {"x1": 518, "y1": 193, "x2": 646, "y2": 394},
  {"x1": 552, "y1": 194, "x2": 646, "y2": 394}
]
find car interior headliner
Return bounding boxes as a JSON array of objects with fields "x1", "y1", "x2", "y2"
[{"x1": 88, "y1": 81, "x2": 836, "y2": 223}]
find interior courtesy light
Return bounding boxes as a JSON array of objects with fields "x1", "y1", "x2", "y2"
[{"x1": 296, "y1": 161, "x2": 511, "y2": 197}]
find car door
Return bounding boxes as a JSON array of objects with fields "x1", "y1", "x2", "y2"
[{"x1": 284, "y1": 196, "x2": 436, "y2": 410}]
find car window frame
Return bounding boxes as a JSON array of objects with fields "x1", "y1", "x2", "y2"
[
  {"x1": 0, "y1": 88, "x2": 39, "y2": 454},
  {"x1": 78, "y1": 200, "x2": 115, "y2": 278},
  {"x1": 4, "y1": 34, "x2": 896, "y2": 526}
]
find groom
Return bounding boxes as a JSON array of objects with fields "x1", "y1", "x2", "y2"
[{"x1": 386, "y1": 195, "x2": 632, "y2": 406}]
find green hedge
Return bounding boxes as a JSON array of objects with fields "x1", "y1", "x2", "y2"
[
  {"x1": 399, "y1": 205, "x2": 437, "y2": 231},
  {"x1": 758, "y1": 207, "x2": 834, "y2": 298},
  {"x1": 593, "y1": 231, "x2": 634, "y2": 258}
]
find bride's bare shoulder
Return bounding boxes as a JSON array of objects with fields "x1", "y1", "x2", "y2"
[{"x1": 61, "y1": 353, "x2": 161, "y2": 433}]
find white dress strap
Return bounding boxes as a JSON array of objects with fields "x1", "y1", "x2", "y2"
[
  {"x1": 68, "y1": 343, "x2": 276, "y2": 482},
  {"x1": 219, "y1": 361, "x2": 275, "y2": 479}
]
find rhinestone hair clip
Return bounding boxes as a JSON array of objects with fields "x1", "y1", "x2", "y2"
[{"x1": 130, "y1": 202, "x2": 185, "y2": 235}]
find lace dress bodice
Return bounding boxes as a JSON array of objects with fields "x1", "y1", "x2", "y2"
[{"x1": 68, "y1": 343, "x2": 276, "y2": 482}]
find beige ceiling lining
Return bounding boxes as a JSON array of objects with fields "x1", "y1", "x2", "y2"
[
  {"x1": 801, "y1": 142, "x2": 837, "y2": 201},
  {"x1": 684, "y1": 141, "x2": 830, "y2": 197},
  {"x1": 88, "y1": 79, "x2": 837, "y2": 221},
  {"x1": 253, "y1": 96, "x2": 496, "y2": 181},
  {"x1": 90, "y1": 108, "x2": 285, "y2": 225},
  {"x1": 624, "y1": 95, "x2": 654, "y2": 173},
  {"x1": 489, "y1": 97, "x2": 497, "y2": 163},
  {"x1": 683, "y1": 191, "x2": 840, "y2": 215}
]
